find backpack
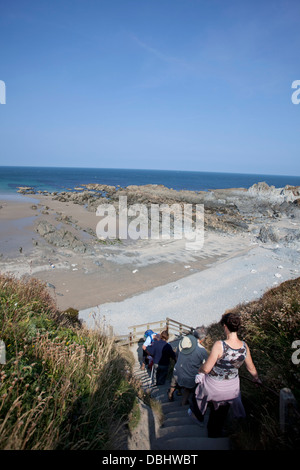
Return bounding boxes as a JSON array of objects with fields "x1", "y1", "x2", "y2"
[
  {"x1": 144, "y1": 329, "x2": 157, "y2": 344},
  {"x1": 144, "y1": 329, "x2": 154, "y2": 338}
]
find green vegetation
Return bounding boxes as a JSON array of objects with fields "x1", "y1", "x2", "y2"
[
  {"x1": 203, "y1": 277, "x2": 300, "y2": 450},
  {"x1": 0, "y1": 273, "x2": 140, "y2": 450},
  {"x1": 1, "y1": 273, "x2": 299, "y2": 450}
]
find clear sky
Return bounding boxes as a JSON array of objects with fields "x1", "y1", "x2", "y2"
[{"x1": 0, "y1": 0, "x2": 300, "y2": 175}]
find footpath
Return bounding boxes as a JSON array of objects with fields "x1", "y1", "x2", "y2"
[{"x1": 127, "y1": 341, "x2": 231, "y2": 451}]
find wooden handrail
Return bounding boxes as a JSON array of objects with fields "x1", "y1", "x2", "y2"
[
  {"x1": 166, "y1": 317, "x2": 195, "y2": 331},
  {"x1": 128, "y1": 320, "x2": 166, "y2": 331},
  {"x1": 166, "y1": 317, "x2": 195, "y2": 336},
  {"x1": 115, "y1": 317, "x2": 194, "y2": 346}
]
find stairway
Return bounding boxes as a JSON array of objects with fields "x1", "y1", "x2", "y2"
[{"x1": 130, "y1": 344, "x2": 231, "y2": 451}]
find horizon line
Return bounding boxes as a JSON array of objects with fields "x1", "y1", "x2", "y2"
[{"x1": 0, "y1": 164, "x2": 299, "y2": 180}]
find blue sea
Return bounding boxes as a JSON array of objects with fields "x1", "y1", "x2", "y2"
[{"x1": 1, "y1": 166, "x2": 300, "y2": 198}]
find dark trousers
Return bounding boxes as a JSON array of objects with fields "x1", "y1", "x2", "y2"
[
  {"x1": 156, "y1": 365, "x2": 169, "y2": 385},
  {"x1": 190, "y1": 393, "x2": 230, "y2": 435},
  {"x1": 207, "y1": 403, "x2": 230, "y2": 437},
  {"x1": 142, "y1": 349, "x2": 149, "y2": 365},
  {"x1": 190, "y1": 392, "x2": 205, "y2": 422}
]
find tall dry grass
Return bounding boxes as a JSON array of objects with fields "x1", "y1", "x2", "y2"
[{"x1": 0, "y1": 274, "x2": 138, "y2": 450}]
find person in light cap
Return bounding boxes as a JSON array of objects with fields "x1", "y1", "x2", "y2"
[{"x1": 167, "y1": 326, "x2": 208, "y2": 404}]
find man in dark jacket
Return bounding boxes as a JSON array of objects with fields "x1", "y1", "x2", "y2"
[{"x1": 146, "y1": 330, "x2": 176, "y2": 385}]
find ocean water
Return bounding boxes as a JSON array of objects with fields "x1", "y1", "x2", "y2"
[{"x1": 1, "y1": 166, "x2": 300, "y2": 196}]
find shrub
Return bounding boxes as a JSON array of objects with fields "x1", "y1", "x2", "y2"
[{"x1": 0, "y1": 274, "x2": 138, "y2": 450}]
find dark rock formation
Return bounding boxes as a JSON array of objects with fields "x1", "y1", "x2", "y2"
[
  {"x1": 35, "y1": 220, "x2": 90, "y2": 253},
  {"x1": 258, "y1": 225, "x2": 280, "y2": 243}
]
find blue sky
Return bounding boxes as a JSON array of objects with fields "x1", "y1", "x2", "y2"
[{"x1": 0, "y1": 0, "x2": 300, "y2": 175}]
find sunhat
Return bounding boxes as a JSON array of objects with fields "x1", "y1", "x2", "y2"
[{"x1": 178, "y1": 334, "x2": 197, "y2": 355}]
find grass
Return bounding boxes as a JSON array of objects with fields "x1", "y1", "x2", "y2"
[
  {"x1": 1, "y1": 272, "x2": 299, "y2": 450},
  {"x1": 0, "y1": 273, "x2": 140, "y2": 450},
  {"x1": 202, "y1": 277, "x2": 300, "y2": 450},
  {"x1": 127, "y1": 398, "x2": 141, "y2": 432}
]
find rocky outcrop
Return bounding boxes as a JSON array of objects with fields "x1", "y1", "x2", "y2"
[
  {"x1": 110, "y1": 184, "x2": 205, "y2": 206},
  {"x1": 248, "y1": 182, "x2": 300, "y2": 203},
  {"x1": 17, "y1": 186, "x2": 36, "y2": 194},
  {"x1": 17, "y1": 180, "x2": 300, "y2": 239},
  {"x1": 283, "y1": 229, "x2": 300, "y2": 243},
  {"x1": 35, "y1": 220, "x2": 90, "y2": 253},
  {"x1": 258, "y1": 225, "x2": 280, "y2": 243},
  {"x1": 81, "y1": 183, "x2": 117, "y2": 197}
]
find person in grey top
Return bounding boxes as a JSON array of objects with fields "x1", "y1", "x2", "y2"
[{"x1": 168, "y1": 326, "x2": 208, "y2": 403}]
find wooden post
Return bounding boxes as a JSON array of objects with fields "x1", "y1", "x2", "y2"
[
  {"x1": 280, "y1": 388, "x2": 298, "y2": 433},
  {"x1": 133, "y1": 327, "x2": 136, "y2": 344},
  {"x1": 0, "y1": 340, "x2": 6, "y2": 365}
]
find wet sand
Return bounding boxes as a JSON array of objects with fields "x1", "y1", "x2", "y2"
[
  {"x1": 1, "y1": 189, "x2": 300, "y2": 336},
  {"x1": 0, "y1": 193, "x2": 251, "y2": 311}
]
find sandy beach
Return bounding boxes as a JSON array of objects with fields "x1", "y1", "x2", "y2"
[{"x1": 1, "y1": 182, "x2": 300, "y2": 336}]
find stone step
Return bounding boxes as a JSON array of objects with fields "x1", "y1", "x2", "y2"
[
  {"x1": 152, "y1": 436, "x2": 231, "y2": 451},
  {"x1": 158, "y1": 424, "x2": 207, "y2": 439},
  {"x1": 133, "y1": 371, "x2": 154, "y2": 388},
  {"x1": 151, "y1": 385, "x2": 169, "y2": 395},
  {"x1": 133, "y1": 368, "x2": 152, "y2": 378},
  {"x1": 163, "y1": 414, "x2": 209, "y2": 428},
  {"x1": 161, "y1": 410, "x2": 195, "y2": 426},
  {"x1": 161, "y1": 401, "x2": 189, "y2": 414},
  {"x1": 131, "y1": 350, "x2": 231, "y2": 451}
]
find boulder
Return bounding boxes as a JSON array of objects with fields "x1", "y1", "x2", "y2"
[
  {"x1": 258, "y1": 225, "x2": 279, "y2": 243},
  {"x1": 284, "y1": 229, "x2": 300, "y2": 243},
  {"x1": 17, "y1": 186, "x2": 36, "y2": 194},
  {"x1": 248, "y1": 182, "x2": 300, "y2": 203}
]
